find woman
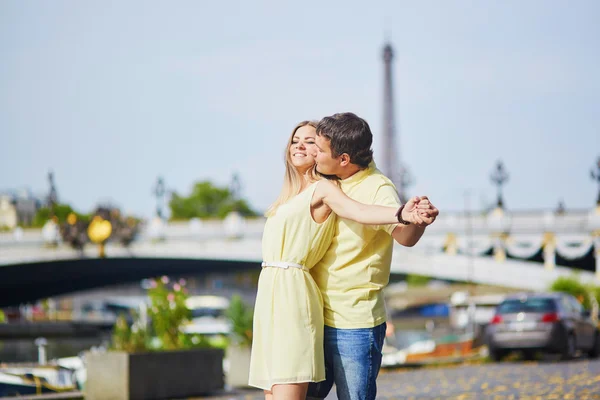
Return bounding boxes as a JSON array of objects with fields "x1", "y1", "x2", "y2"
[{"x1": 248, "y1": 121, "x2": 426, "y2": 400}]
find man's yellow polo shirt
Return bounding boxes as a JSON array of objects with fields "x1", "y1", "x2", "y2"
[{"x1": 311, "y1": 163, "x2": 400, "y2": 329}]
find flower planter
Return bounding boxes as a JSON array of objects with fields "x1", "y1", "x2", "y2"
[
  {"x1": 225, "y1": 344, "x2": 251, "y2": 388},
  {"x1": 85, "y1": 348, "x2": 224, "y2": 400}
]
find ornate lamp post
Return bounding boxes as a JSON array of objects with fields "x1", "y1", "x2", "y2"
[
  {"x1": 488, "y1": 161, "x2": 510, "y2": 263},
  {"x1": 153, "y1": 177, "x2": 166, "y2": 220},
  {"x1": 490, "y1": 161, "x2": 509, "y2": 209},
  {"x1": 589, "y1": 157, "x2": 600, "y2": 279},
  {"x1": 46, "y1": 171, "x2": 58, "y2": 218},
  {"x1": 87, "y1": 215, "x2": 112, "y2": 258},
  {"x1": 41, "y1": 217, "x2": 60, "y2": 247},
  {"x1": 225, "y1": 173, "x2": 245, "y2": 239},
  {"x1": 230, "y1": 173, "x2": 241, "y2": 206},
  {"x1": 397, "y1": 165, "x2": 413, "y2": 205},
  {"x1": 542, "y1": 211, "x2": 556, "y2": 271},
  {"x1": 591, "y1": 157, "x2": 600, "y2": 207}
]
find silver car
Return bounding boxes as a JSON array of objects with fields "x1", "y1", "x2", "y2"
[{"x1": 486, "y1": 293, "x2": 600, "y2": 361}]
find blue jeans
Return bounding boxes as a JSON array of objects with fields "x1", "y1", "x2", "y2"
[{"x1": 306, "y1": 322, "x2": 386, "y2": 400}]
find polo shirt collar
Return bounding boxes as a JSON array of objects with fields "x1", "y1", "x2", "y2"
[{"x1": 341, "y1": 161, "x2": 376, "y2": 187}]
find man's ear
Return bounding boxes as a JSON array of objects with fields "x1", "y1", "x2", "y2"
[{"x1": 339, "y1": 153, "x2": 351, "y2": 166}]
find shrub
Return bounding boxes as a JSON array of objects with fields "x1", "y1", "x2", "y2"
[
  {"x1": 406, "y1": 274, "x2": 431, "y2": 287},
  {"x1": 225, "y1": 295, "x2": 253, "y2": 347},
  {"x1": 549, "y1": 275, "x2": 591, "y2": 309},
  {"x1": 146, "y1": 276, "x2": 191, "y2": 350},
  {"x1": 110, "y1": 276, "x2": 238, "y2": 352},
  {"x1": 111, "y1": 313, "x2": 149, "y2": 353}
]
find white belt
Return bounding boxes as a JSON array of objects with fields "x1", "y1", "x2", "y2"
[{"x1": 261, "y1": 261, "x2": 307, "y2": 271}]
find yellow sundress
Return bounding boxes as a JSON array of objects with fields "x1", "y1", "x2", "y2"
[{"x1": 248, "y1": 182, "x2": 336, "y2": 390}]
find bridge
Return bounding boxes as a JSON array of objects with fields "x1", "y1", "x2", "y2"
[{"x1": 1, "y1": 209, "x2": 599, "y2": 307}]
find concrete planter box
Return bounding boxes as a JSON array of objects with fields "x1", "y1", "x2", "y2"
[
  {"x1": 225, "y1": 345, "x2": 251, "y2": 388},
  {"x1": 85, "y1": 348, "x2": 224, "y2": 400}
]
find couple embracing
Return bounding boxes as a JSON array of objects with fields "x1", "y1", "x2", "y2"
[{"x1": 248, "y1": 112, "x2": 439, "y2": 400}]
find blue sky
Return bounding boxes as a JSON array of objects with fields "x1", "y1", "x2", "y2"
[{"x1": 1, "y1": 1, "x2": 599, "y2": 217}]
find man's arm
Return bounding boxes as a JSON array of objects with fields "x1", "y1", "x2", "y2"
[
  {"x1": 391, "y1": 223, "x2": 427, "y2": 247},
  {"x1": 392, "y1": 196, "x2": 439, "y2": 247}
]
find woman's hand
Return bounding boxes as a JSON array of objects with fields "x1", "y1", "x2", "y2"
[{"x1": 401, "y1": 196, "x2": 439, "y2": 227}]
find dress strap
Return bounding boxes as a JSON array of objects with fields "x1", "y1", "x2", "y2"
[{"x1": 261, "y1": 261, "x2": 307, "y2": 271}]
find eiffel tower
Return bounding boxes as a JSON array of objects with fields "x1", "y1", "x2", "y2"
[{"x1": 382, "y1": 42, "x2": 411, "y2": 203}]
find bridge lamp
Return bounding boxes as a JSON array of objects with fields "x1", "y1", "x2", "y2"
[
  {"x1": 224, "y1": 211, "x2": 245, "y2": 239},
  {"x1": 147, "y1": 217, "x2": 166, "y2": 241},
  {"x1": 486, "y1": 209, "x2": 510, "y2": 234},
  {"x1": 588, "y1": 209, "x2": 600, "y2": 233},
  {"x1": 588, "y1": 209, "x2": 600, "y2": 281},
  {"x1": 189, "y1": 217, "x2": 202, "y2": 235},
  {"x1": 543, "y1": 211, "x2": 556, "y2": 232},
  {"x1": 13, "y1": 226, "x2": 23, "y2": 242},
  {"x1": 41, "y1": 218, "x2": 60, "y2": 246},
  {"x1": 87, "y1": 216, "x2": 112, "y2": 258}
]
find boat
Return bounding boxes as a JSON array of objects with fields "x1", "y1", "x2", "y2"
[
  {"x1": 181, "y1": 295, "x2": 231, "y2": 336},
  {"x1": 0, "y1": 364, "x2": 78, "y2": 397}
]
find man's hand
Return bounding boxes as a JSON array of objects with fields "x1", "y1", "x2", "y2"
[{"x1": 401, "y1": 196, "x2": 439, "y2": 227}]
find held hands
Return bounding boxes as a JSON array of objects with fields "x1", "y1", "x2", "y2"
[{"x1": 401, "y1": 196, "x2": 439, "y2": 227}]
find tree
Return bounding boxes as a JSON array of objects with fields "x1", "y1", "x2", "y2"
[
  {"x1": 406, "y1": 274, "x2": 431, "y2": 286},
  {"x1": 32, "y1": 204, "x2": 90, "y2": 227},
  {"x1": 169, "y1": 181, "x2": 257, "y2": 220},
  {"x1": 549, "y1": 275, "x2": 592, "y2": 310}
]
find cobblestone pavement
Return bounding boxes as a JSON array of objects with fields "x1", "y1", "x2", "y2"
[{"x1": 197, "y1": 359, "x2": 600, "y2": 399}]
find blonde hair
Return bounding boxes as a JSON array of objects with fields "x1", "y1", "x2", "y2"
[{"x1": 265, "y1": 121, "x2": 321, "y2": 217}]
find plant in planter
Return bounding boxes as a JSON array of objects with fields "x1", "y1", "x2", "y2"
[
  {"x1": 111, "y1": 313, "x2": 149, "y2": 353},
  {"x1": 224, "y1": 295, "x2": 254, "y2": 388},
  {"x1": 146, "y1": 276, "x2": 191, "y2": 350},
  {"x1": 86, "y1": 276, "x2": 224, "y2": 400}
]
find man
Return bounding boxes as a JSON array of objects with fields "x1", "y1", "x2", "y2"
[{"x1": 307, "y1": 112, "x2": 438, "y2": 400}]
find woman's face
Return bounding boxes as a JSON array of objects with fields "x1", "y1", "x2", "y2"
[{"x1": 289, "y1": 125, "x2": 317, "y2": 172}]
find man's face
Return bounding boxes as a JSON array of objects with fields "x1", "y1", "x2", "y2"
[{"x1": 314, "y1": 135, "x2": 341, "y2": 176}]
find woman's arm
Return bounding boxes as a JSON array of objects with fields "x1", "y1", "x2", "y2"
[
  {"x1": 392, "y1": 196, "x2": 439, "y2": 247},
  {"x1": 313, "y1": 180, "x2": 399, "y2": 225}
]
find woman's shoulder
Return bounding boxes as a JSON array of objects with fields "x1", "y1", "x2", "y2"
[{"x1": 314, "y1": 178, "x2": 340, "y2": 195}]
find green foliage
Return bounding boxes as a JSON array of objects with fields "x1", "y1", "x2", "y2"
[
  {"x1": 111, "y1": 314, "x2": 149, "y2": 353},
  {"x1": 406, "y1": 274, "x2": 431, "y2": 287},
  {"x1": 0, "y1": 310, "x2": 6, "y2": 324},
  {"x1": 169, "y1": 181, "x2": 257, "y2": 220},
  {"x1": 225, "y1": 295, "x2": 254, "y2": 347},
  {"x1": 32, "y1": 204, "x2": 90, "y2": 227},
  {"x1": 109, "y1": 277, "x2": 238, "y2": 353},
  {"x1": 590, "y1": 286, "x2": 600, "y2": 307},
  {"x1": 147, "y1": 277, "x2": 191, "y2": 350},
  {"x1": 549, "y1": 275, "x2": 591, "y2": 310}
]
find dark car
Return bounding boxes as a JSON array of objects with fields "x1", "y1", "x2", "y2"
[{"x1": 486, "y1": 292, "x2": 600, "y2": 361}]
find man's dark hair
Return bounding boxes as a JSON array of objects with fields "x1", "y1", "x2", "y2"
[{"x1": 316, "y1": 112, "x2": 373, "y2": 168}]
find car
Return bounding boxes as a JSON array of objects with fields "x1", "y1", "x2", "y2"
[{"x1": 486, "y1": 292, "x2": 600, "y2": 361}]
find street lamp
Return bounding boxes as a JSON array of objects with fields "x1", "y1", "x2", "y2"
[
  {"x1": 542, "y1": 211, "x2": 556, "y2": 271},
  {"x1": 153, "y1": 177, "x2": 165, "y2": 220},
  {"x1": 490, "y1": 160, "x2": 509, "y2": 209},
  {"x1": 487, "y1": 208, "x2": 510, "y2": 263},
  {"x1": 224, "y1": 211, "x2": 245, "y2": 239},
  {"x1": 87, "y1": 216, "x2": 112, "y2": 257},
  {"x1": 591, "y1": 157, "x2": 600, "y2": 207},
  {"x1": 42, "y1": 218, "x2": 60, "y2": 247}
]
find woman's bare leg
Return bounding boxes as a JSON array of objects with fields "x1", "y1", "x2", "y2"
[
  {"x1": 272, "y1": 383, "x2": 308, "y2": 400},
  {"x1": 264, "y1": 389, "x2": 273, "y2": 400}
]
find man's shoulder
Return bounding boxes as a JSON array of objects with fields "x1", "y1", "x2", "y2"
[{"x1": 362, "y1": 168, "x2": 397, "y2": 189}]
